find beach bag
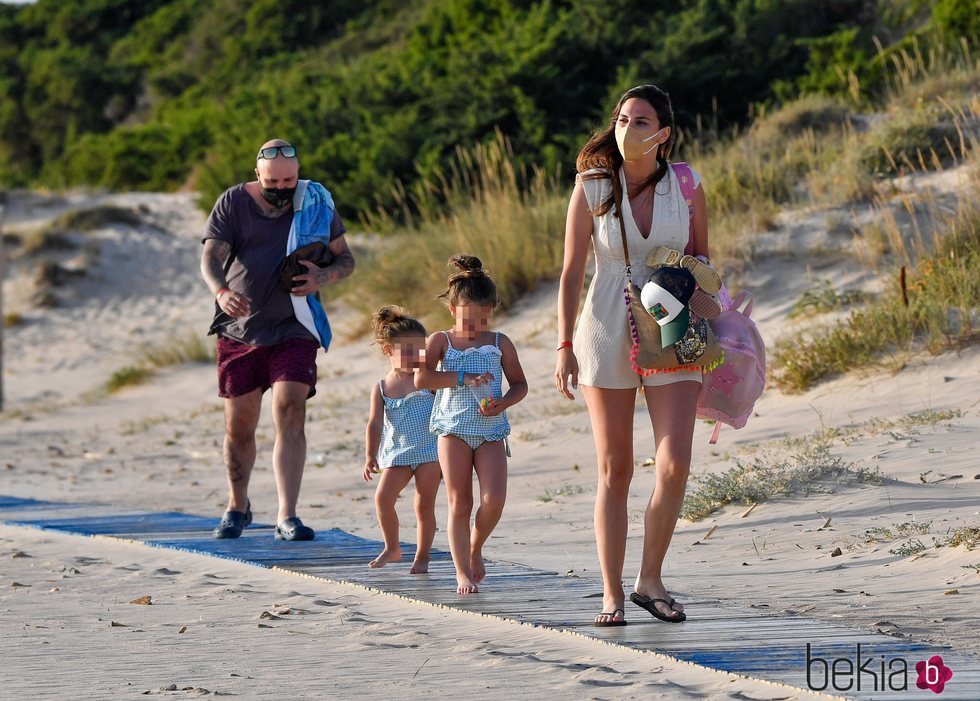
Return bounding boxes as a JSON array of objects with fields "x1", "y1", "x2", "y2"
[
  {"x1": 696, "y1": 288, "x2": 766, "y2": 443},
  {"x1": 615, "y1": 163, "x2": 721, "y2": 375}
]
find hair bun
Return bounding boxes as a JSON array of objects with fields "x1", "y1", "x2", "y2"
[
  {"x1": 372, "y1": 305, "x2": 408, "y2": 329},
  {"x1": 449, "y1": 254, "x2": 485, "y2": 277}
]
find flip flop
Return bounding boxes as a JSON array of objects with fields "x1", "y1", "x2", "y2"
[
  {"x1": 630, "y1": 592, "x2": 687, "y2": 622},
  {"x1": 645, "y1": 247, "x2": 722, "y2": 294},
  {"x1": 689, "y1": 288, "x2": 722, "y2": 319},
  {"x1": 594, "y1": 608, "x2": 628, "y2": 627},
  {"x1": 680, "y1": 254, "x2": 722, "y2": 294}
]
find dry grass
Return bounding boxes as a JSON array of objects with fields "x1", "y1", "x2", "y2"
[
  {"x1": 105, "y1": 331, "x2": 215, "y2": 393},
  {"x1": 773, "y1": 171, "x2": 980, "y2": 392},
  {"x1": 680, "y1": 438, "x2": 878, "y2": 522},
  {"x1": 16, "y1": 205, "x2": 142, "y2": 257},
  {"x1": 105, "y1": 365, "x2": 155, "y2": 393},
  {"x1": 341, "y1": 133, "x2": 566, "y2": 330},
  {"x1": 138, "y1": 331, "x2": 216, "y2": 368},
  {"x1": 940, "y1": 525, "x2": 980, "y2": 551},
  {"x1": 685, "y1": 95, "x2": 857, "y2": 267}
]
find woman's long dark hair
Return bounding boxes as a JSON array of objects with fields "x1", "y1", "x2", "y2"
[{"x1": 576, "y1": 84, "x2": 676, "y2": 217}]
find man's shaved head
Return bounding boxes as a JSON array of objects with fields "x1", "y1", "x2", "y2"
[
  {"x1": 258, "y1": 138, "x2": 293, "y2": 154},
  {"x1": 255, "y1": 138, "x2": 299, "y2": 185}
]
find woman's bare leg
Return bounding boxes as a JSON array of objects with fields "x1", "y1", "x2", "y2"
[
  {"x1": 582, "y1": 386, "x2": 637, "y2": 624},
  {"x1": 635, "y1": 379, "x2": 699, "y2": 618}
]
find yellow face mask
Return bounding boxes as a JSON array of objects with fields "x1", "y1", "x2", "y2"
[{"x1": 615, "y1": 124, "x2": 667, "y2": 161}]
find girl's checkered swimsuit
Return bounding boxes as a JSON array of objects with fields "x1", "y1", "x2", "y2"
[
  {"x1": 377, "y1": 381, "x2": 439, "y2": 469},
  {"x1": 429, "y1": 332, "x2": 510, "y2": 443}
]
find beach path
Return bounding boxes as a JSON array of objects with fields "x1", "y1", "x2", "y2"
[{"x1": 3, "y1": 495, "x2": 977, "y2": 700}]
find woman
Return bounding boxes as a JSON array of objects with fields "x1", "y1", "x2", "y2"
[{"x1": 555, "y1": 84, "x2": 710, "y2": 626}]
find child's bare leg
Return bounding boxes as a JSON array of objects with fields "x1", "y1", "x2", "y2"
[
  {"x1": 369, "y1": 467, "x2": 413, "y2": 568},
  {"x1": 470, "y1": 440, "x2": 508, "y2": 584},
  {"x1": 439, "y1": 436, "x2": 478, "y2": 593},
  {"x1": 409, "y1": 461, "x2": 441, "y2": 574}
]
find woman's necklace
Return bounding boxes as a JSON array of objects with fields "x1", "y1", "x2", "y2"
[{"x1": 628, "y1": 181, "x2": 654, "y2": 208}]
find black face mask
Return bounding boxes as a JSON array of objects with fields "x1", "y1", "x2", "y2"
[{"x1": 260, "y1": 186, "x2": 296, "y2": 209}]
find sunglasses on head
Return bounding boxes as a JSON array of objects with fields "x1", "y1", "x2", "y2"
[{"x1": 256, "y1": 145, "x2": 297, "y2": 160}]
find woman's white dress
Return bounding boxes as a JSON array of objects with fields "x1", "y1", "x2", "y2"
[{"x1": 573, "y1": 163, "x2": 703, "y2": 388}]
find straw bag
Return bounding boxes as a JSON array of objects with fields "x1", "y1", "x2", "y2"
[{"x1": 614, "y1": 167, "x2": 722, "y2": 375}]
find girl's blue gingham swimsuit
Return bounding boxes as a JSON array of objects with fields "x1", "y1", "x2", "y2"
[
  {"x1": 429, "y1": 332, "x2": 510, "y2": 450},
  {"x1": 377, "y1": 380, "x2": 439, "y2": 469}
]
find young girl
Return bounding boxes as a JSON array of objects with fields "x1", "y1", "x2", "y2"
[
  {"x1": 363, "y1": 306, "x2": 441, "y2": 574},
  {"x1": 416, "y1": 256, "x2": 528, "y2": 594}
]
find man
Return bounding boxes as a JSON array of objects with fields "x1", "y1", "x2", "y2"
[{"x1": 200, "y1": 139, "x2": 354, "y2": 541}]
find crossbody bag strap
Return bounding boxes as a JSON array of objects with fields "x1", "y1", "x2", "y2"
[{"x1": 610, "y1": 172, "x2": 632, "y2": 279}]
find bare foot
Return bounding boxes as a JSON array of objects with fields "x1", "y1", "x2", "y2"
[
  {"x1": 470, "y1": 549, "x2": 486, "y2": 583},
  {"x1": 409, "y1": 557, "x2": 429, "y2": 574},
  {"x1": 368, "y1": 547, "x2": 402, "y2": 569},
  {"x1": 456, "y1": 576, "x2": 479, "y2": 595}
]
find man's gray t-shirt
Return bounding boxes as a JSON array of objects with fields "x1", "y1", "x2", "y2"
[{"x1": 203, "y1": 184, "x2": 346, "y2": 346}]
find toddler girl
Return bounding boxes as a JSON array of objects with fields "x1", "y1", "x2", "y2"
[{"x1": 363, "y1": 306, "x2": 441, "y2": 574}]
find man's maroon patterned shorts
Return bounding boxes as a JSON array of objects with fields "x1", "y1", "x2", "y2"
[{"x1": 216, "y1": 336, "x2": 319, "y2": 399}]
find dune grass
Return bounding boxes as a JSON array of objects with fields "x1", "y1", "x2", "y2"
[
  {"x1": 341, "y1": 133, "x2": 567, "y2": 329},
  {"x1": 105, "y1": 365, "x2": 155, "y2": 393},
  {"x1": 773, "y1": 172, "x2": 980, "y2": 393},
  {"x1": 684, "y1": 41, "x2": 979, "y2": 269},
  {"x1": 16, "y1": 205, "x2": 143, "y2": 257},
  {"x1": 788, "y1": 279, "x2": 869, "y2": 319},
  {"x1": 679, "y1": 439, "x2": 876, "y2": 522},
  {"x1": 138, "y1": 331, "x2": 216, "y2": 368},
  {"x1": 105, "y1": 331, "x2": 215, "y2": 393},
  {"x1": 46, "y1": 205, "x2": 143, "y2": 233}
]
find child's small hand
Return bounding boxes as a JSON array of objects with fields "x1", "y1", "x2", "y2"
[
  {"x1": 363, "y1": 458, "x2": 380, "y2": 482},
  {"x1": 465, "y1": 371, "x2": 494, "y2": 387},
  {"x1": 478, "y1": 398, "x2": 506, "y2": 417}
]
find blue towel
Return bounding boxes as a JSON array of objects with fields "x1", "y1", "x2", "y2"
[{"x1": 287, "y1": 180, "x2": 335, "y2": 350}]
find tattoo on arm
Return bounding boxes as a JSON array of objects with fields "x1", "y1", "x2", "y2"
[
  {"x1": 202, "y1": 240, "x2": 231, "y2": 293},
  {"x1": 316, "y1": 249, "x2": 355, "y2": 287}
]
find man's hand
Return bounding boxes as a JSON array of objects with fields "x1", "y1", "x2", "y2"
[
  {"x1": 217, "y1": 288, "x2": 251, "y2": 318},
  {"x1": 290, "y1": 259, "x2": 327, "y2": 296}
]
